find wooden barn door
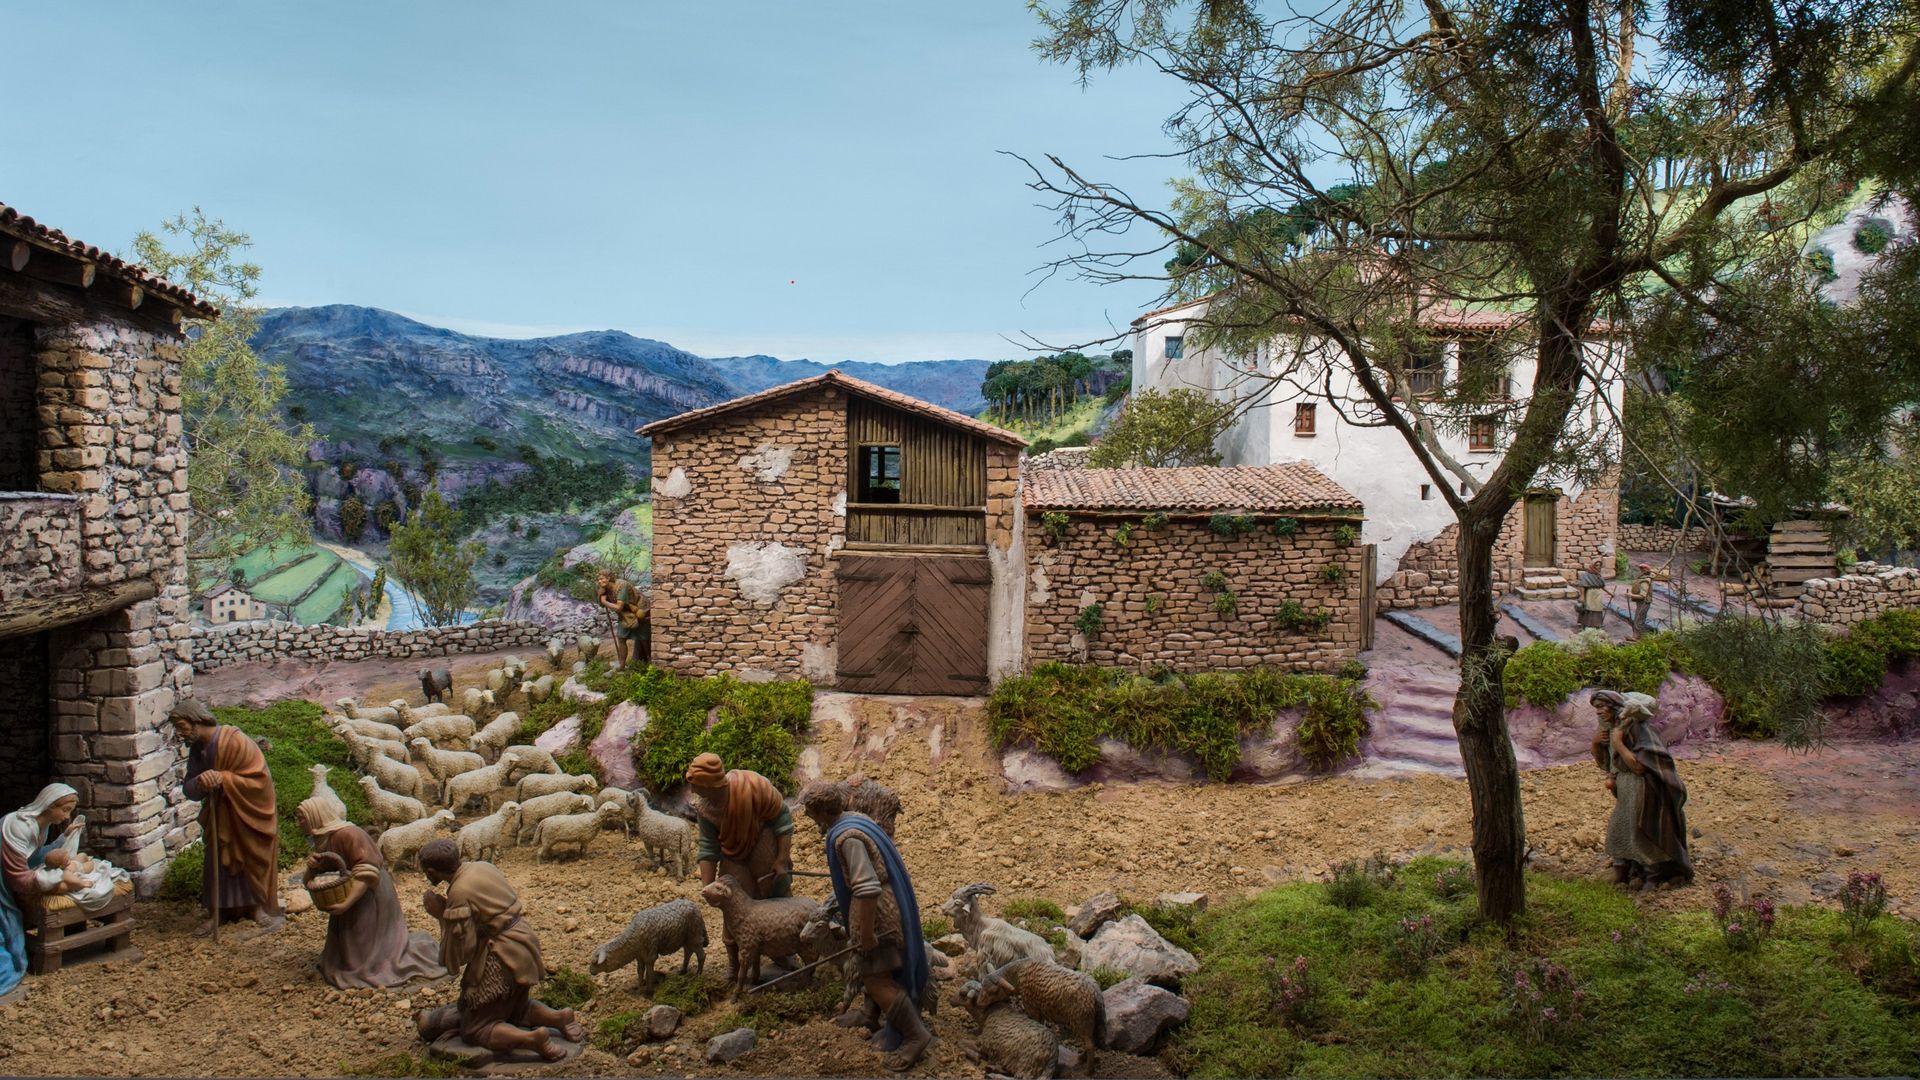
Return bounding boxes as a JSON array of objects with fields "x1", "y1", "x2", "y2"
[
  {"x1": 1524, "y1": 496, "x2": 1557, "y2": 568},
  {"x1": 835, "y1": 554, "x2": 989, "y2": 695}
]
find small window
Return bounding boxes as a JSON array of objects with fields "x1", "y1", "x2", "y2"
[
  {"x1": 1420, "y1": 483, "x2": 1433, "y2": 501},
  {"x1": 1164, "y1": 335, "x2": 1184, "y2": 360},
  {"x1": 1456, "y1": 336, "x2": 1512, "y2": 400},
  {"x1": 1404, "y1": 337, "x2": 1444, "y2": 397},
  {"x1": 1469, "y1": 415, "x2": 1498, "y2": 452},
  {"x1": 1294, "y1": 403, "x2": 1317, "y2": 436},
  {"x1": 856, "y1": 445, "x2": 902, "y2": 503}
]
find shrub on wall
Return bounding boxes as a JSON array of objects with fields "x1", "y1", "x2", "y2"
[
  {"x1": 1503, "y1": 642, "x2": 1587, "y2": 708},
  {"x1": 626, "y1": 670, "x2": 813, "y2": 794},
  {"x1": 1209, "y1": 513, "x2": 1257, "y2": 536}
]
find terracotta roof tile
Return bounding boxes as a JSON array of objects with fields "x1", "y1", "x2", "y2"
[
  {"x1": 638, "y1": 370, "x2": 1027, "y2": 447},
  {"x1": 0, "y1": 203, "x2": 219, "y2": 319},
  {"x1": 1024, "y1": 461, "x2": 1363, "y2": 515}
]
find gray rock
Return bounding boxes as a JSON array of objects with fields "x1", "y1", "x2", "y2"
[
  {"x1": 645, "y1": 1004, "x2": 682, "y2": 1040},
  {"x1": 933, "y1": 933, "x2": 968, "y2": 957},
  {"x1": 1079, "y1": 914, "x2": 1198, "y2": 987},
  {"x1": 1068, "y1": 890, "x2": 1125, "y2": 938},
  {"x1": 705, "y1": 1027, "x2": 756, "y2": 1064},
  {"x1": 1101, "y1": 975, "x2": 1191, "y2": 1053},
  {"x1": 1156, "y1": 891, "x2": 1208, "y2": 913}
]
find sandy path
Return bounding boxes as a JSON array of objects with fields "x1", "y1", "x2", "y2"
[{"x1": 3, "y1": 678, "x2": 1915, "y2": 1077}]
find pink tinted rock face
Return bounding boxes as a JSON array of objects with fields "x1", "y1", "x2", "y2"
[
  {"x1": 1822, "y1": 659, "x2": 1920, "y2": 740},
  {"x1": 590, "y1": 701, "x2": 649, "y2": 789},
  {"x1": 1505, "y1": 674, "x2": 1729, "y2": 767},
  {"x1": 535, "y1": 714, "x2": 582, "y2": 756},
  {"x1": 1000, "y1": 717, "x2": 1325, "y2": 792}
]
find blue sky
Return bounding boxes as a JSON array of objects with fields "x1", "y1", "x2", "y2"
[{"x1": 4, "y1": 3, "x2": 1187, "y2": 363}]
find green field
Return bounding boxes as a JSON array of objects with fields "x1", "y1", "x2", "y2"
[
  {"x1": 294, "y1": 561, "x2": 363, "y2": 625},
  {"x1": 224, "y1": 542, "x2": 359, "y2": 625},
  {"x1": 229, "y1": 541, "x2": 309, "y2": 586},
  {"x1": 248, "y1": 551, "x2": 333, "y2": 604}
]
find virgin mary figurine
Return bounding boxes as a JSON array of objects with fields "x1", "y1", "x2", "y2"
[{"x1": 2, "y1": 783, "x2": 132, "y2": 997}]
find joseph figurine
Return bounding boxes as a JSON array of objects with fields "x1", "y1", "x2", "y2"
[
  {"x1": 686, "y1": 752, "x2": 792, "y2": 899},
  {"x1": 173, "y1": 697, "x2": 283, "y2": 936},
  {"x1": 414, "y1": 839, "x2": 584, "y2": 1060}
]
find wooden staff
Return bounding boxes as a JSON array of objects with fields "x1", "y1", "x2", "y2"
[{"x1": 206, "y1": 794, "x2": 221, "y2": 943}]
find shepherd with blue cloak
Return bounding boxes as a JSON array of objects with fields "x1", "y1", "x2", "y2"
[{"x1": 799, "y1": 781, "x2": 932, "y2": 1073}]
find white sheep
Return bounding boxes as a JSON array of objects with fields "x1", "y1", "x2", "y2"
[
  {"x1": 943, "y1": 883, "x2": 1056, "y2": 977},
  {"x1": 515, "y1": 791, "x2": 596, "y2": 844},
  {"x1": 532, "y1": 804, "x2": 624, "y2": 860},
  {"x1": 470, "y1": 712, "x2": 521, "y2": 761},
  {"x1": 501, "y1": 655, "x2": 526, "y2": 682},
  {"x1": 336, "y1": 698, "x2": 401, "y2": 725},
  {"x1": 334, "y1": 715, "x2": 405, "y2": 743},
  {"x1": 394, "y1": 700, "x2": 452, "y2": 724},
  {"x1": 501, "y1": 744, "x2": 562, "y2": 777},
  {"x1": 461, "y1": 687, "x2": 496, "y2": 718},
  {"x1": 364, "y1": 747, "x2": 426, "y2": 801},
  {"x1": 444, "y1": 760, "x2": 518, "y2": 815},
  {"x1": 357, "y1": 775, "x2": 427, "y2": 829},
  {"x1": 340, "y1": 729, "x2": 410, "y2": 770},
  {"x1": 521, "y1": 674, "x2": 557, "y2": 706},
  {"x1": 378, "y1": 809, "x2": 456, "y2": 869},
  {"x1": 457, "y1": 801, "x2": 523, "y2": 863},
  {"x1": 515, "y1": 770, "x2": 598, "y2": 802},
  {"x1": 409, "y1": 738, "x2": 486, "y2": 803},
  {"x1": 404, "y1": 713, "x2": 476, "y2": 748},
  {"x1": 634, "y1": 790, "x2": 694, "y2": 880},
  {"x1": 485, "y1": 667, "x2": 508, "y2": 695},
  {"x1": 545, "y1": 637, "x2": 565, "y2": 666},
  {"x1": 595, "y1": 787, "x2": 638, "y2": 836},
  {"x1": 576, "y1": 634, "x2": 600, "y2": 661},
  {"x1": 307, "y1": 764, "x2": 348, "y2": 822}
]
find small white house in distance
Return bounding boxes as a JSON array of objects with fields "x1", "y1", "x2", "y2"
[
  {"x1": 1129, "y1": 296, "x2": 1625, "y2": 611},
  {"x1": 202, "y1": 583, "x2": 266, "y2": 625}
]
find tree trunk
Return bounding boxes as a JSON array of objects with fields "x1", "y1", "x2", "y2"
[{"x1": 1454, "y1": 500, "x2": 1528, "y2": 921}]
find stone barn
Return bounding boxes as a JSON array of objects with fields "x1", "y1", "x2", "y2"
[
  {"x1": 1023, "y1": 459, "x2": 1370, "y2": 672},
  {"x1": 0, "y1": 203, "x2": 212, "y2": 892},
  {"x1": 642, "y1": 371, "x2": 1027, "y2": 694}
]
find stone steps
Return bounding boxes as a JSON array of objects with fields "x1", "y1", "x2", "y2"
[{"x1": 1361, "y1": 670, "x2": 1465, "y2": 778}]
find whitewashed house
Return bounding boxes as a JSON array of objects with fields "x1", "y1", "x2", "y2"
[
  {"x1": 202, "y1": 583, "x2": 266, "y2": 625},
  {"x1": 1128, "y1": 296, "x2": 1624, "y2": 611}
]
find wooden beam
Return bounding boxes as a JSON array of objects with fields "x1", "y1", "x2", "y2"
[
  {"x1": 3, "y1": 240, "x2": 27, "y2": 273},
  {"x1": 0, "y1": 577, "x2": 159, "y2": 640},
  {"x1": 95, "y1": 280, "x2": 144, "y2": 311},
  {"x1": 22, "y1": 252, "x2": 96, "y2": 290},
  {"x1": 0, "y1": 273, "x2": 185, "y2": 336}
]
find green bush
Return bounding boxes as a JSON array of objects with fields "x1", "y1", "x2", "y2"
[
  {"x1": 1823, "y1": 635, "x2": 1888, "y2": 698},
  {"x1": 1503, "y1": 642, "x2": 1585, "y2": 708},
  {"x1": 1584, "y1": 635, "x2": 1674, "y2": 696},
  {"x1": 1214, "y1": 590, "x2": 1239, "y2": 617},
  {"x1": 1295, "y1": 677, "x2": 1375, "y2": 770},
  {"x1": 987, "y1": 663, "x2": 1374, "y2": 780},
  {"x1": 1273, "y1": 600, "x2": 1333, "y2": 635},
  {"x1": 1332, "y1": 524, "x2": 1360, "y2": 547},
  {"x1": 1270, "y1": 517, "x2": 1299, "y2": 536},
  {"x1": 160, "y1": 839, "x2": 204, "y2": 903},
  {"x1": 624, "y1": 670, "x2": 812, "y2": 794},
  {"x1": 1209, "y1": 513, "x2": 1257, "y2": 536},
  {"x1": 214, "y1": 700, "x2": 373, "y2": 868},
  {"x1": 1041, "y1": 511, "x2": 1071, "y2": 541},
  {"x1": 650, "y1": 972, "x2": 719, "y2": 1016},
  {"x1": 1325, "y1": 854, "x2": 1396, "y2": 910},
  {"x1": 1671, "y1": 616, "x2": 1827, "y2": 742},
  {"x1": 1200, "y1": 570, "x2": 1229, "y2": 591},
  {"x1": 1089, "y1": 966, "x2": 1131, "y2": 990},
  {"x1": 1076, "y1": 602, "x2": 1105, "y2": 638},
  {"x1": 1851, "y1": 608, "x2": 1920, "y2": 660},
  {"x1": 1854, "y1": 220, "x2": 1893, "y2": 254},
  {"x1": 1320, "y1": 563, "x2": 1348, "y2": 585}
]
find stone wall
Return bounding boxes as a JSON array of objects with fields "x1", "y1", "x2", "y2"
[
  {"x1": 1797, "y1": 564, "x2": 1920, "y2": 627},
  {"x1": 1025, "y1": 516, "x2": 1366, "y2": 672},
  {"x1": 1618, "y1": 523, "x2": 1711, "y2": 553},
  {"x1": 650, "y1": 386, "x2": 847, "y2": 682},
  {"x1": 0, "y1": 492, "x2": 81, "y2": 601},
  {"x1": 191, "y1": 617, "x2": 581, "y2": 672},
  {"x1": 1374, "y1": 482, "x2": 1619, "y2": 610}
]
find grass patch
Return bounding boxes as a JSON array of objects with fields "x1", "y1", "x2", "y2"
[
  {"x1": 987, "y1": 663, "x2": 1373, "y2": 779},
  {"x1": 650, "y1": 971, "x2": 721, "y2": 1017},
  {"x1": 921, "y1": 916, "x2": 954, "y2": 941},
  {"x1": 1168, "y1": 857, "x2": 1920, "y2": 1078},
  {"x1": 593, "y1": 1010, "x2": 647, "y2": 1054},
  {"x1": 293, "y1": 560, "x2": 362, "y2": 625},
  {"x1": 211, "y1": 700, "x2": 373, "y2": 869},
  {"x1": 560, "y1": 666, "x2": 811, "y2": 794},
  {"x1": 340, "y1": 1052, "x2": 462, "y2": 1078},
  {"x1": 1003, "y1": 898, "x2": 1066, "y2": 922},
  {"x1": 247, "y1": 549, "x2": 341, "y2": 605},
  {"x1": 540, "y1": 966, "x2": 595, "y2": 1010},
  {"x1": 1089, "y1": 966, "x2": 1130, "y2": 990},
  {"x1": 711, "y1": 977, "x2": 844, "y2": 1034}
]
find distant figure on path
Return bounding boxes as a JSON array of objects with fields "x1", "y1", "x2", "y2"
[
  {"x1": 1590, "y1": 690, "x2": 1693, "y2": 891},
  {"x1": 174, "y1": 697, "x2": 284, "y2": 936},
  {"x1": 1628, "y1": 563, "x2": 1655, "y2": 637}
]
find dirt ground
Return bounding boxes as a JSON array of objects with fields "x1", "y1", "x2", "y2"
[{"x1": 3, "y1": 656, "x2": 1917, "y2": 1078}]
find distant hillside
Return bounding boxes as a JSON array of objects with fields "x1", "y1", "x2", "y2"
[{"x1": 254, "y1": 305, "x2": 996, "y2": 474}]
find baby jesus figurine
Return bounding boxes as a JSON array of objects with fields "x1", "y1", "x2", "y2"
[{"x1": 4, "y1": 790, "x2": 131, "y2": 915}]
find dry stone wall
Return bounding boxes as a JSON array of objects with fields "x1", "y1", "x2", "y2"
[
  {"x1": 650, "y1": 386, "x2": 847, "y2": 682},
  {"x1": 1618, "y1": 523, "x2": 1711, "y2": 553},
  {"x1": 1798, "y1": 564, "x2": 1920, "y2": 627},
  {"x1": 0, "y1": 492, "x2": 81, "y2": 601},
  {"x1": 1375, "y1": 482, "x2": 1619, "y2": 611},
  {"x1": 1025, "y1": 516, "x2": 1366, "y2": 672},
  {"x1": 190, "y1": 617, "x2": 579, "y2": 671}
]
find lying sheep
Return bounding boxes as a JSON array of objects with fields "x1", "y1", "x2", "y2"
[
  {"x1": 307, "y1": 764, "x2": 349, "y2": 822},
  {"x1": 521, "y1": 674, "x2": 557, "y2": 706},
  {"x1": 444, "y1": 760, "x2": 518, "y2": 815},
  {"x1": 409, "y1": 738, "x2": 486, "y2": 803},
  {"x1": 358, "y1": 775, "x2": 427, "y2": 829},
  {"x1": 470, "y1": 712, "x2": 521, "y2": 761},
  {"x1": 457, "y1": 801, "x2": 522, "y2": 863},
  {"x1": 419, "y1": 667, "x2": 453, "y2": 704},
  {"x1": 515, "y1": 770, "x2": 596, "y2": 803},
  {"x1": 404, "y1": 713, "x2": 476, "y2": 750},
  {"x1": 364, "y1": 747, "x2": 426, "y2": 801},
  {"x1": 335, "y1": 715, "x2": 406, "y2": 743},
  {"x1": 958, "y1": 980, "x2": 1060, "y2": 1080},
  {"x1": 699, "y1": 874, "x2": 824, "y2": 998},
  {"x1": 973, "y1": 958, "x2": 1105, "y2": 1070},
  {"x1": 634, "y1": 790, "x2": 693, "y2": 879},
  {"x1": 516, "y1": 791, "x2": 596, "y2": 844},
  {"x1": 943, "y1": 883, "x2": 1055, "y2": 978},
  {"x1": 378, "y1": 809, "x2": 456, "y2": 869},
  {"x1": 501, "y1": 744, "x2": 561, "y2": 777},
  {"x1": 589, "y1": 898, "x2": 709, "y2": 995},
  {"x1": 532, "y1": 804, "x2": 624, "y2": 861},
  {"x1": 461, "y1": 687, "x2": 495, "y2": 718}
]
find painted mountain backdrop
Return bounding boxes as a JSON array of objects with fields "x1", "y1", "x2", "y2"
[{"x1": 253, "y1": 305, "x2": 994, "y2": 475}]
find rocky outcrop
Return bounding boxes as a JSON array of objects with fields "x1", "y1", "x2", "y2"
[{"x1": 1079, "y1": 915, "x2": 1199, "y2": 987}]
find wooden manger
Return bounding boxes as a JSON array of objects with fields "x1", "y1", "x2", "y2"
[{"x1": 26, "y1": 879, "x2": 138, "y2": 974}]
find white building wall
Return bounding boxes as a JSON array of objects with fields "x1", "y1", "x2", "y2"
[{"x1": 1131, "y1": 302, "x2": 1625, "y2": 582}]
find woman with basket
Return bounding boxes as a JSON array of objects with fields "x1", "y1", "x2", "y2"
[{"x1": 297, "y1": 798, "x2": 446, "y2": 989}]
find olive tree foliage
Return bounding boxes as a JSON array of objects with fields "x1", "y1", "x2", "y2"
[
  {"x1": 387, "y1": 489, "x2": 482, "y2": 628},
  {"x1": 1026, "y1": 0, "x2": 1917, "y2": 921},
  {"x1": 131, "y1": 210, "x2": 313, "y2": 583},
  {"x1": 1087, "y1": 386, "x2": 1235, "y2": 466}
]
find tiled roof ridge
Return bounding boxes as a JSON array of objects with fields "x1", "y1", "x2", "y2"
[
  {"x1": 639, "y1": 369, "x2": 1028, "y2": 447},
  {"x1": 1024, "y1": 460, "x2": 1363, "y2": 514},
  {"x1": 0, "y1": 202, "x2": 219, "y2": 318}
]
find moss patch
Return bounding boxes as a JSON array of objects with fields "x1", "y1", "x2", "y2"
[{"x1": 212, "y1": 700, "x2": 373, "y2": 868}]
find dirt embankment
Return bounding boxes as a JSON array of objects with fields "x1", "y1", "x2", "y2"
[{"x1": 3, "y1": 676, "x2": 1916, "y2": 1077}]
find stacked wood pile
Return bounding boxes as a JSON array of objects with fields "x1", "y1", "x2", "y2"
[{"x1": 1763, "y1": 519, "x2": 1838, "y2": 604}]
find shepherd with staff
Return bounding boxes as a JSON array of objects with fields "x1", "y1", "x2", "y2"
[{"x1": 172, "y1": 697, "x2": 283, "y2": 937}]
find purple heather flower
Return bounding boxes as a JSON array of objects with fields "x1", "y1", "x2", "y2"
[{"x1": 1541, "y1": 1007, "x2": 1558, "y2": 1022}]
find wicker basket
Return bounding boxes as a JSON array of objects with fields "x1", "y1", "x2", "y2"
[{"x1": 305, "y1": 851, "x2": 353, "y2": 909}]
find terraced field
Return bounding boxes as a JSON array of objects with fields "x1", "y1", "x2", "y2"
[
  {"x1": 225, "y1": 542, "x2": 364, "y2": 625},
  {"x1": 292, "y1": 560, "x2": 362, "y2": 624}
]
